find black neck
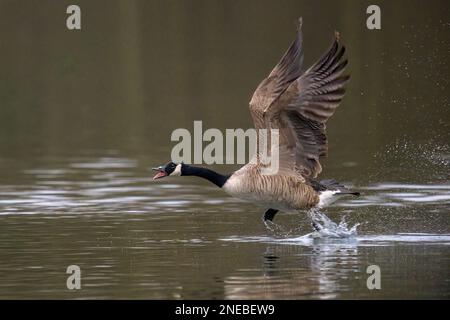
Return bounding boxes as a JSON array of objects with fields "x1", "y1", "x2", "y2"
[{"x1": 181, "y1": 165, "x2": 230, "y2": 188}]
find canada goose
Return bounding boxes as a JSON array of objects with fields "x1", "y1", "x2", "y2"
[{"x1": 153, "y1": 18, "x2": 359, "y2": 226}]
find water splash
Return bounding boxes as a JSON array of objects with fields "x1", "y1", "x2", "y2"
[
  {"x1": 263, "y1": 209, "x2": 359, "y2": 239},
  {"x1": 307, "y1": 210, "x2": 359, "y2": 238},
  {"x1": 372, "y1": 139, "x2": 450, "y2": 183}
]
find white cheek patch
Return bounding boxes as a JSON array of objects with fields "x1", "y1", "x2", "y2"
[{"x1": 170, "y1": 163, "x2": 182, "y2": 176}]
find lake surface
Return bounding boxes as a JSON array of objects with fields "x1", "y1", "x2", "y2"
[
  {"x1": 0, "y1": 150, "x2": 448, "y2": 299},
  {"x1": 0, "y1": 0, "x2": 449, "y2": 299}
]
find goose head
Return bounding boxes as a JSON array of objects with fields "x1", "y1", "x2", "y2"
[{"x1": 152, "y1": 161, "x2": 182, "y2": 180}]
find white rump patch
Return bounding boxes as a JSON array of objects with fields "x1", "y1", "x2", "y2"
[{"x1": 318, "y1": 190, "x2": 340, "y2": 208}]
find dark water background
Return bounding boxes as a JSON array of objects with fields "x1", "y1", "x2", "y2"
[{"x1": 0, "y1": 0, "x2": 449, "y2": 299}]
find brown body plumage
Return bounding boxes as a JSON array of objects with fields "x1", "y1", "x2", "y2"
[
  {"x1": 223, "y1": 164, "x2": 319, "y2": 212},
  {"x1": 153, "y1": 18, "x2": 359, "y2": 223}
]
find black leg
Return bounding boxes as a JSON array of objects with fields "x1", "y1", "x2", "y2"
[{"x1": 263, "y1": 208, "x2": 279, "y2": 222}]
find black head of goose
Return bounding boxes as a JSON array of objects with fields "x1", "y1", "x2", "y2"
[{"x1": 153, "y1": 18, "x2": 360, "y2": 225}]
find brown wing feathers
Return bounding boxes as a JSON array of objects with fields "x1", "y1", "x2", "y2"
[
  {"x1": 248, "y1": 19, "x2": 350, "y2": 179},
  {"x1": 266, "y1": 18, "x2": 304, "y2": 100},
  {"x1": 249, "y1": 18, "x2": 304, "y2": 128},
  {"x1": 290, "y1": 34, "x2": 349, "y2": 123},
  {"x1": 280, "y1": 33, "x2": 349, "y2": 177}
]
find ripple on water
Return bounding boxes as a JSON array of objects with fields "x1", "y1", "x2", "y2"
[
  {"x1": 220, "y1": 233, "x2": 450, "y2": 247},
  {"x1": 338, "y1": 183, "x2": 450, "y2": 207},
  {"x1": 0, "y1": 155, "x2": 449, "y2": 223}
]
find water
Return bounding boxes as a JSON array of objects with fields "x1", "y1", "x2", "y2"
[
  {"x1": 0, "y1": 0, "x2": 449, "y2": 299},
  {"x1": 0, "y1": 152, "x2": 449, "y2": 299}
]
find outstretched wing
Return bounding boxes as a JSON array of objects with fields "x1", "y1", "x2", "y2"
[
  {"x1": 248, "y1": 20, "x2": 350, "y2": 179},
  {"x1": 249, "y1": 18, "x2": 304, "y2": 129},
  {"x1": 269, "y1": 33, "x2": 350, "y2": 178}
]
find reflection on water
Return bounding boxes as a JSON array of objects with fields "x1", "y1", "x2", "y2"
[
  {"x1": 0, "y1": 154, "x2": 449, "y2": 299},
  {"x1": 224, "y1": 242, "x2": 361, "y2": 299}
]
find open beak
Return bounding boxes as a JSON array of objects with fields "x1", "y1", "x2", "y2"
[{"x1": 152, "y1": 166, "x2": 167, "y2": 180}]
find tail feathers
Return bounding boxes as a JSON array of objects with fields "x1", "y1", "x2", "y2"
[
  {"x1": 318, "y1": 179, "x2": 360, "y2": 196},
  {"x1": 319, "y1": 179, "x2": 345, "y2": 190},
  {"x1": 337, "y1": 191, "x2": 360, "y2": 196}
]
